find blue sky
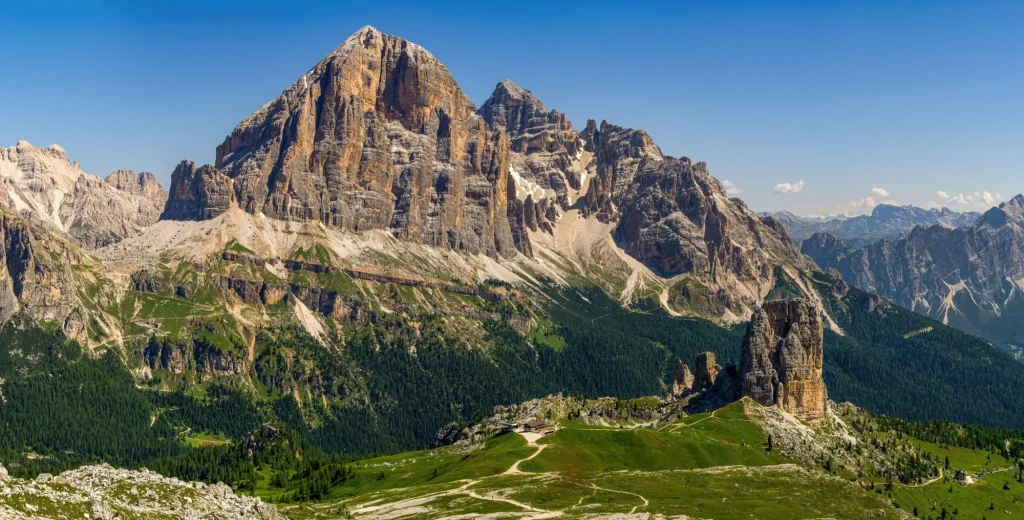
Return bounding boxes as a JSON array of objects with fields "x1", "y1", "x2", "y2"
[{"x1": 2, "y1": 0, "x2": 1021, "y2": 215}]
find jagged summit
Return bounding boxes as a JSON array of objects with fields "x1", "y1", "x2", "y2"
[
  {"x1": 10, "y1": 140, "x2": 70, "y2": 162},
  {"x1": 156, "y1": 27, "x2": 811, "y2": 322},
  {"x1": 491, "y1": 79, "x2": 544, "y2": 106},
  {"x1": 977, "y1": 193, "x2": 1024, "y2": 228},
  {"x1": 0, "y1": 141, "x2": 166, "y2": 249},
  {"x1": 478, "y1": 79, "x2": 556, "y2": 138}
]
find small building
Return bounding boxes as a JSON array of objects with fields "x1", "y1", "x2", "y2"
[
  {"x1": 524, "y1": 420, "x2": 547, "y2": 432},
  {"x1": 953, "y1": 469, "x2": 967, "y2": 483}
]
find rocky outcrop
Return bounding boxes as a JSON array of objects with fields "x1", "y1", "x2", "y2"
[
  {"x1": 478, "y1": 79, "x2": 586, "y2": 207},
  {"x1": 0, "y1": 211, "x2": 87, "y2": 341},
  {"x1": 691, "y1": 352, "x2": 719, "y2": 392},
  {"x1": 104, "y1": 169, "x2": 167, "y2": 207},
  {"x1": 807, "y1": 195, "x2": 1024, "y2": 350},
  {"x1": 0, "y1": 464, "x2": 277, "y2": 519},
  {"x1": 739, "y1": 299, "x2": 827, "y2": 426},
  {"x1": 574, "y1": 119, "x2": 810, "y2": 311},
  {"x1": 0, "y1": 141, "x2": 166, "y2": 248},
  {"x1": 670, "y1": 357, "x2": 694, "y2": 397},
  {"x1": 160, "y1": 161, "x2": 234, "y2": 220},
  {"x1": 144, "y1": 333, "x2": 248, "y2": 378}
]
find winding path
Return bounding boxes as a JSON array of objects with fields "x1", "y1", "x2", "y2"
[{"x1": 503, "y1": 431, "x2": 548, "y2": 475}]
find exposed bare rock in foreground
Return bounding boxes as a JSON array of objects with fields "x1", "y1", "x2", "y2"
[
  {"x1": 0, "y1": 463, "x2": 277, "y2": 519},
  {"x1": 740, "y1": 299, "x2": 827, "y2": 426}
]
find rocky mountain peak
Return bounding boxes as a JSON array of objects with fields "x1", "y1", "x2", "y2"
[
  {"x1": 977, "y1": 194, "x2": 1024, "y2": 229},
  {"x1": 104, "y1": 169, "x2": 168, "y2": 206},
  {"x1": 14, "y1": 140, "x2": 69, "y2": 163},
  {"x1": 160, "y1": 160, "x2": 234, "y2": 221},
  {"x1": 479, "y1": 79, "x2": 549, "y2": 131},
  {"x1": 800, "y1": 232, "x2": 852, "y2": 272},
  {"x1": 1, "y1": 142, "x2": 166, "y2": 249},
  {"x1": 152, "y1": 27, "x2": 822, "y2": 322},
  {"x1": 196, "y1": 26, "x2": 518, "y2": 256}
]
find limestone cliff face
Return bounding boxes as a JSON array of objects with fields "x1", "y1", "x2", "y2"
[
  {"x1": 160, "y1": 161, "x2": 234, "y2": 221},
  {"x1": 670, "y1": 357, "x2": 694, "y2": 397},
  {"x1": 155, "y1": 26, "x2": 817, "y2": 323},
  {"x1": 191, "y1": 26, "x2": 516, "y2": 256},
  {"x1": 0, "y1": 211, "x2": 87, "y2": 341},
  {"x1": 800, "y1": 232, "x2": 852, "y2": 273},
  {"x1": 580, "y1": 121, "x2": 805, "y2": 285},
  {"x1": 104, "y1": 169, "x2": 167, "y2": 207},
  {"x1": 478, "y1": 80, "x2": 586, "y2": 207},
  {"x1": 0, "y1": 142, "x2": 166, "y2": 249},
  {"x1": 691, "y1": 351, "x2": 719, "y2": 392},
  {"x1": 739, "y1": 299, "x2": 827, "y2": 426}
]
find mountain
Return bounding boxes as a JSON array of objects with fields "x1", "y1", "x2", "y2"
[
  {"x1": 769, "y1": 204, "x2": 981, "y2": 248},
  {"x1": 157, "y1": 26, "x2": 810, "y2": 324},
  {"x1": 802, "y1": 195, "x2": 1024, "y2": 355},
  {"x1": 0, "y1": 141, "x2": 167, "y2": 249}
]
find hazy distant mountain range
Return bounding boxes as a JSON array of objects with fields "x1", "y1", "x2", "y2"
[
  {"x1": 766, "y1": 204, "x2": 981, "y2": 248},
  {"x1": 801, "y1": 196, "x2": 1024, "y2": 357}
]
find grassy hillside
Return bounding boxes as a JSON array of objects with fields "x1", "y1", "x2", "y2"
[{"x1": 277, "y1": 401, "x2": 905, "y2": 519}]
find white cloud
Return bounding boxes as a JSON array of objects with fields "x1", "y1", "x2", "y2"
[
  {"x1": 983, "y1": 191, "x2": 1001, "y2": 206},
  {"x1": 720, "y1": 179, "x2": 742, "y2": 196},
  {"x1": 872, "y1": 187, "x2": 890, "y2": 197},
  {"x1": 935, "y1": 190, "x2": 1001, "y2": 209},
  {"x1": 773, "y1": 180, "x2": 804, "y2": 195},
  {"x1": 949, "y1": 193, "x2": 975, "y2": 206},
  {"x1": 844, "y1": 196, "x2": 877, "y2": 215}
]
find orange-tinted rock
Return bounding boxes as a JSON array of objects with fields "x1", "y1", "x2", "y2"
[{"x1": 740, "y1": 299, "x2": 827, "y2": 426}]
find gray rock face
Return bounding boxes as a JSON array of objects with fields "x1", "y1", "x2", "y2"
[
  {"x1": 0, "y1": 212, "x2": 87, "y2": 341},
  {"x1": 579, "y1": 120, "x2": 807, "y2": 293},
  {"x1": 191, "y1": 26, "x2": 517, "y2": 256},
  {"x1": 104, "y1": 169, "x2": 167, "y2": 207},
  {"x1": 800, "y1": 232, "x2": 853, "y2": 272},
  {"x1": 160, "y1": 161, "x2": 234, "y2": 220},
  {"x1": 805, "y1": 195, "x2": 1024, "y2": 350},
  {"x1": 739, "y1": 299, "x2": 827, "y2": 426},
  {"x1": 691, "y1": 352, "x2": 719, "y2": 392},
  {"x1": 671, "y1": 357, "x2": 695, "y2": 397},
  {"x1": 0, "y1": 142, "x2": 166, "y2": 249},
  {"x1": 478, "y1": 79, "x2": 585, "y2": 206}
]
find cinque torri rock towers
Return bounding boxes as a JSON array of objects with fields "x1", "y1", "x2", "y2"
[
  {"x1": 668, "y1": 298, "x2": 827, "y2": 426},
  {"x1": 740, "y1": 299, "x2": 828, "y2": 426}
]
